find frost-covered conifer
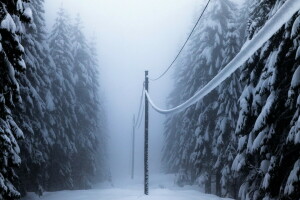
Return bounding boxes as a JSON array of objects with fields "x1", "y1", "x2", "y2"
[
  {"x1": 163, "y1": 0, "x2": 239, "y2": 194},
  {"x1": 48, "y1": 7, "x2": 77, "y2": 190},
  {"x1": 0, "y1": 0, "x2": 31, "y2": 199},
  {"x1": 186, "y1": 0, "x2": 237, "y2": 193},
  {"x1": 15, "y1": 0, "x2": 56, "y2": 196},
  {"x1": 212, "y1": 15, "x2": 242, "y2": 198},
  {"x1": 88, "y1": 38, "x2": 108, "y2": 183},
  {"x1": 232, "y1": 1, "x2": 300, "y2": 199},
  {"x1": 71, "y1": 15, "x2": 106, "y2": 189}
]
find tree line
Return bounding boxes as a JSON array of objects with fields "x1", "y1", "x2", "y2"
[
  {"x1": 0, "y1": 1, "x2": 107, "y2": 199},
  {"x1": 163, "y1": 0, "x2": 300, "y2": 199}
]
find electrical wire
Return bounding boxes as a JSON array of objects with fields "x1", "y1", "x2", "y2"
[
  {"x1": 149, "y1": 0, "x2": 212, "y2": 81},
  {"x1": 145, "y1": 0, "x2": 300, "y2": 114},
  {"x1": 137, "y1": 102, "x2": 144, "y2": 129}
]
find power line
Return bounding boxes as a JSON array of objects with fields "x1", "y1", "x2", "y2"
[
  {"x1": 149, "y1": 0, "x2": 212, "y2": 81},
  {"x1": 137, "y1": 106, "x2": 144, "y2": 129},
  {"x1": 145, "y1": 0, "x2": 300, "y2": 114}
]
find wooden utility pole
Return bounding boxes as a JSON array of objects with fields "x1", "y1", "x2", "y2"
[
  {"x1": 144, "y1": 71, "x2": 149, "y2": 195},
  {"x1": 131, "y1": 115, "x2": 135, "y2": 179}
]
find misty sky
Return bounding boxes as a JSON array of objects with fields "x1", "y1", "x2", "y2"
[{"x1": 44, "y1": 0, "x2": 244, "y2": 181}]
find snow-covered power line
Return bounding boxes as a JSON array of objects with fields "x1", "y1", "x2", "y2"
[
  {"x1": 149, "y1": 0, "x2": 212, "y2": 81},
  {"x1": 145, "y1": 0, "x2": 300, "y2": 114}
]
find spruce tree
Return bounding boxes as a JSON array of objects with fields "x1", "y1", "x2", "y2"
[
  {"x1": 163, "y1": 0, "x2": 239, "y2": 194},
  {"x1": 0, "y1": 1, "x2": 31, "y2": 199},
  {"x1": 15, "y1": 0, "x2": 56, "y2": 196},
  {"x1": 48, "y1": 7, "x2": 77, "y2": 190},
  {"x1": 212, "y1": 18, "x2": 242, "y2": 198},
  {"x1": 71, "y1": 15, "x2": 105, "y2": 189},
  {"x1": 232, "y1": 1, "x2": 300, "y2": 199},
  {"x1": 88, "y1": 38, "x2": 108, "y2": 183},
  {"x1": 188, "y1": 0, "x2": 236, "y2": 193}
]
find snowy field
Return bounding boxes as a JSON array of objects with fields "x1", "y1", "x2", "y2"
[{"x1": 23, "y1": 174, "x2": 233, "y2": 200}]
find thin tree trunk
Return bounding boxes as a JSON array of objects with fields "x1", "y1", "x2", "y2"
[
  {"x1": 205, "y1": 174, "x2": 212, "y2": 194},
  {"x1": 216, "y1": 172, "x2": 221, "y2": 196}
]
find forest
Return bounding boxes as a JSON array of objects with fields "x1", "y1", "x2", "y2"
[
  {"x1": 0, "y1": 0, "x2": 107, "y2": 199},
  {"x1": 162, "y1": 0, "x2": 300, "y2": 199},
  {"x1": 0, "y1": 0, "x2": 299, "y2": 200}
]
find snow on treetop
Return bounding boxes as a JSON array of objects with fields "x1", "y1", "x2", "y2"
[{"x1": 1, "y1": 14, "x2": 16, "y2": 32}]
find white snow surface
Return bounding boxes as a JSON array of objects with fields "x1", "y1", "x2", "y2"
[
  {"x1": 146, "y1": 0, "x2": 300, "y2": 114},
  {"x1": 23, "y1": 174, "x2": 232, "y2": 200}
]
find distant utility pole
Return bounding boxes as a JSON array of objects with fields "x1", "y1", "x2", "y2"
[
  {"x1": 131, "y1": 115, "x2": 135, "y2": 180},
  {"x1": 144, "y1": 71, "x2": 149, "y2": 195}
]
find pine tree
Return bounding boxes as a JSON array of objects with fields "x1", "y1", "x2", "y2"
[
  {"x1": 162, "y1": 113, "x2": 182, "y2": 174},
  {"x1": 48, "y1": 7, "x2": 77, "y2": 190},
  {"x1": 212, "y1": 17, "x2": 242, "y2": 198},
  {"x1": 232, "y1": 1, "x2": 300, "y2": 199},
  {"x1": 163, "y1": 51, "x2": 199, "y2": 186},
  {"x1": 88, "y1": 38, "x2": 108, "y2": 183},
  {"x1": 0, "y1": 1, "x2": 31, "y2": 199},
  {"x1": 284, "y1": 14, "x2": 300, "y2": 199},
  {"x1": 15, "y1": 0, "x2": 56, "y2": 196},
  {"x1": 163, "y1": 0, "x2": 239, "y2": 194},
  {"x1": 71, "y1": 15, "x2": 105, "y2": 189},
  {"x1": 188, "y1": 0, "x2": 237, "y2": 193}
]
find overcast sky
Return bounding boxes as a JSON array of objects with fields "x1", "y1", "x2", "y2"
[{"x1": 44, "y1": 0, "x2": 244, "y2": 182}]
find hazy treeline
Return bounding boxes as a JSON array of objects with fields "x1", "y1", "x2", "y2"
[
  {"x1": 163, "y1": 0, "x2": 300, "y2": 199},
  {"x1": 0, "y1": 1, "x2": 107, "y2": 199}
]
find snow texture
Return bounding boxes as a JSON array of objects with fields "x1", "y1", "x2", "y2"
[
  {"x1": 291, "y1": 66, "x2": 300, "y2": 88},
  {"x1": 1, "y1": 14, "x2": 16, "y2": 32},
  {"x1": 284, "y1": 159, "x2": 300, "y2": 195},
  {"x1": 45, "y1": 91, "x2": 55, "y2": 111},
  {"x1": 23, "y1": 7, "x2": 32, "y2": 21},
  {"x1": 145, "y1": 0, "x2": 300, "y2": 114},
  {"x1": 23, "y1": 174, "x2": 232, "y2": 200}
]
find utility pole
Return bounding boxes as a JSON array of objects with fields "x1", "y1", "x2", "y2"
[
  {"x1": 131, "y1": 115, "x2": 135, "y2": 179},
  {"x1": 144, "y1": 71, "x2": 149, "y2": 195}
]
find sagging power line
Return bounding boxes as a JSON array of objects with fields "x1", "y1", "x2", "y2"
[
  {"x1": 136, "y1": 0, "x2": 300, "y2": 196},
  {"x1": 145, "y1": 0, "x2": 300, "y2": 114},
  {"x1": 131, "y1": 83, "x2": 145, "y2": 180},
  {"x1": 149, "y1": 0, "x2": 212, "y2": 81}
]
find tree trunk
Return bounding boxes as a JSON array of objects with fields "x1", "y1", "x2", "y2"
[
  {"x1": 205, "y1": 174, "x2": 212, "y2": 194},
  {"x1": 232, "y1": 178, "x2": 238, "y2": 200},
  {"x1": 216, "y1": 172, "x2": 221, "y2": 196}
]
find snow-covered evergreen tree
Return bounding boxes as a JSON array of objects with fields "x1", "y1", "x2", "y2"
[
  {"x1": 163, "y1": 50, "x2": 199, "y2": 186},
  {"x1": 187, "y1": 0, "x2": 237, "y2": 193},
  {"x1": 0, "y1": 1, "x2": 31, "y2": 199},
  {"x1": 14, "y1": 6, "x2": 107, "y2": 195},
  {"x1": 88, "y1": 38, "x2": 108, "y2": 183},
  {"x1": 212, "y1": 17, "x2": 242, "y2": 198},
  {"x1": 163, "y1": 0, "x2": 240, "y2": 195},
  {"x1": 48, "y1": 7, "x2": 77, "y2": 190},
  {"x1": 71, "y1": 15, "x2": 105, "y2": 189},
  {"x1": 15, "y1": 0, "x2": 56, "y2": 196},
  {"x1": 232, "y1": 1, "x2": 300, "y2": 199}
]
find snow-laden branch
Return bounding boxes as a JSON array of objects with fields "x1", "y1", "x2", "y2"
[{"x1": 146, "y1": 0, "x2": 300, "y2": 115}]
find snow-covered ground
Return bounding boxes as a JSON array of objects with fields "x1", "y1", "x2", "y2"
[{"x1": 23, "y1": 174, "x2": 233, "y2": 200}]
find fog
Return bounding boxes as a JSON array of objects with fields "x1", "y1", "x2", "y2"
[{"x1": 44, "y1": 0, "x2": 243, "y2": 182}]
